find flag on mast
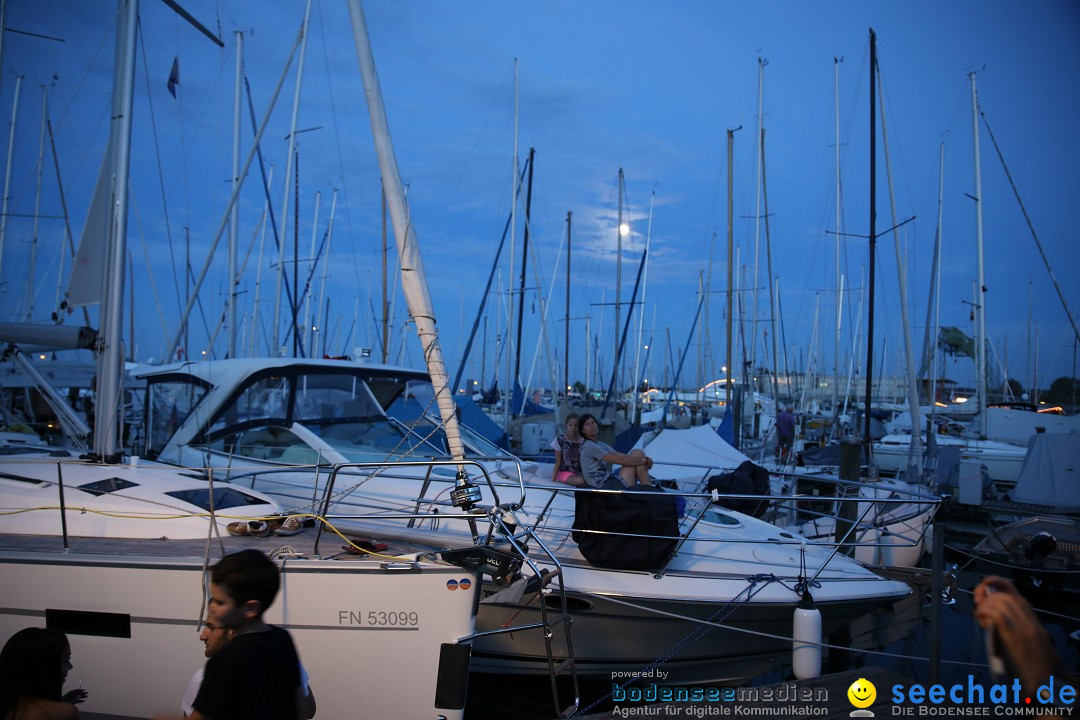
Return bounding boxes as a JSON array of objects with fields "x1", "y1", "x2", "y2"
[{"x1": 167, "y1": 56, "x2": 180, "y2": 98}]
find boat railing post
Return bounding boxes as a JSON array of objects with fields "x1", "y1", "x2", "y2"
[
  {"x1": 835, "y1": 435, "x2": 861, "y2": 555},
  {"x1": 930, "y1": 520, "x2": 943, "y2": 685},
  {"x1": 56, "y1": 462, "x2": 69, "y2": 552}
]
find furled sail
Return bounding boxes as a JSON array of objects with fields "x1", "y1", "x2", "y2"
[
  {"x1": 346, "y1": 0, "x2": 465, "y2": 466},
  {"x1": 66, "y1": 138, "x2": 113, "y2": 308}
]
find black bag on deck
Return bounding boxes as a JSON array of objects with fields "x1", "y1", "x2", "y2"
[
  {"x1": 571, "y1": 485, "x2": 679, "y2": 571},
  {"x1": 706, "y1": 460, "x2": 770, "y2": 518}
]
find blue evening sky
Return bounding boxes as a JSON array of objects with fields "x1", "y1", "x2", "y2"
[{"x1": 1, "y1": 1, "x2": 1078, "y2": 396}]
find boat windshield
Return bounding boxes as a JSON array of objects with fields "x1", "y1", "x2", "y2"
[
  {"x1": 144, "y1": 376, "x2": 211, "y2": 457},
  {"x1": 395, "y1": 379, "x2": 511, "y2": 459},
  {"x1": 202, "y1": 417, "x2": 444, "y2": 465},
  {"x1": 195, "y1": 370, "x2": 446, "y2": 464}
]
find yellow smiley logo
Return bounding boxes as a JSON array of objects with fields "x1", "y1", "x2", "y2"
[{"x1": 847, "y1": 678, "x2": 876, "y2": 709}]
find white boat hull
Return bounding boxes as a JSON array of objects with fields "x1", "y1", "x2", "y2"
[
  {"x1": 873, "y1": 434, "x2": 1026, "y2": 485},
  {"x1": 0, "y1": 549, "x2": 477, "y2": 719}
]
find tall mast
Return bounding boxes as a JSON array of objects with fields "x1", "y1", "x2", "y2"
[
  {"x1": 878, "y1": 59, "x2": 922, "y2": 470},
  {"x1": 726, "y1": 127, "x2": 735, "y2": 410},
  {"x1": 513, "y1": 147, "x2": 535, "y2": 395},
  {"x1": 346, "y1": 0, "x2": 464, "y2": 462},
  {"x1": 564, "y1": 210, "x2": 571, "y2": 398},
  {"x1": 228, "y1": 30, "x2": 243, "y2": 357},
  {"x1": 761, "y1": 127, "x2": 780, "y2": 406},
  {"x1": 315, "y1": 189, "x2": 337, "y2": 356},
  {"x1": 502, "y1": 59, "x2": 518, "y2": 432},
  {"x1": 615, "y1": 167, "x2": 625, "y2": 378},
  {"x1": 631, "y1": 190, "x2": 654, "y2": 423},
  {"x1": 933, "y1": 145, "x2": 944, "y2": 408},
  {"x1": 272, "y1": 0, "x2": 313, "y2": 353},
  {"x1": 0, "y1": 75, "x2": 20, "y2": 284},
  {"x1": 862, "y1": 29, "x2": 877, "y2": 463},
  {"x1": 25, "y1": 86, "x2": 47, "y2": 321},
  {"x1": 750, "y1": 58, "x2": 765, "y2": 399},
  {"x1": 381, "y1": 185, "x2": 388, "y2": 362},
  {"x1": 833, "y1": 56, "x2": 842, "y2": 421},
  {"x1": 970, "y1": 71, "x2": 988, "y2": 438},
  {"x1": 95, "y1": 0, "x2": 139, "y2": 462}
]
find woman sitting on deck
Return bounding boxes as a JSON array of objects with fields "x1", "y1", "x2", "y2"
[{"x1": 577, "y1": 413, "x2": 655, "y2": 490}]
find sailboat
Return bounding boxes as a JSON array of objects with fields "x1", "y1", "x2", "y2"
[
  {"x1": 0, "y1": 3, "x2": 480, "y2": 718},
  {"x1": 871, "y1": 72, "x2": 1029, "y2": 491}
]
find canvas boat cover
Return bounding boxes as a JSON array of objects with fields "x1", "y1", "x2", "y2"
[
  {"x1": 635, "y1": 425, "x2": 751, "y2": 484},
  {"x1": 1010, "y1": 433, "x2": 1080, "y2": 512}
]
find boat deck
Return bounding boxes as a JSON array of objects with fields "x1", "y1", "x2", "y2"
[{"x1": 0, "y1": 525, "x2": 417, "y2": 562}]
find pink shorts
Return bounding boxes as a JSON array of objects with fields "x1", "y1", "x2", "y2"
[{"x1": 555, "y1": 471, "x2": 576, "y2": 483}]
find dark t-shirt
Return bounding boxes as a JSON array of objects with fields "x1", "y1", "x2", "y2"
[
  {"x1": 194, "y1": 624, "x2": 300, "y2": 720},
  {"x1": 776, "y1": 411, "x2": 795, "y2": 438}
]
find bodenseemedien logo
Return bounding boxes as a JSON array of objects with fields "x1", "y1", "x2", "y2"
[{"x1": 848, "y1": 678, "x2": 877, "y2": 717}]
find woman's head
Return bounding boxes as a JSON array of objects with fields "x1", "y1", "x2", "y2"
[
  {"x1": 0, "y1": 627, "x2": 71, "y2": 713},
  {"x1": 578, "y1": 413, "x2": 599, "y2": 440}
]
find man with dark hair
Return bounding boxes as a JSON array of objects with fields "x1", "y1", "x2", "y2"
[{"x1": 159, "y1": 549, "x2": 305, "y2": 720}]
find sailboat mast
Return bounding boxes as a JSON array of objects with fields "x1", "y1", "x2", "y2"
[
  {"x1": 272, "y1": 0, "x2": 313, "y2": 353},
  {"x1": 862, "y1": 29, "x2": 877, "y2": 463},
  {"x1": 631, "y1": 191, "x2": 654, "y2": 424},
  {"x1": 970, "y1": 71, "x2": 988, "y2": 438},
  {"x1": 878, "y1": 60, "x2": 922, "y2": 470},
  {"x1": 228, "y1": 31, "x2": 243, "y2": 357},
  {"x1": 833, "y1": 56, "x2": 842, "y2": 421},
  {"x1": 726, "y1": 127, "x2": 735, "y2": 411},
  {"x1": 0, "y1": 75, "x2": 20, "y2": 285},
  {"x1": 381, "y1": 185, "x2": 388, "y2": 362},
  {"x1": 502, "y1": 59, "x2": 518, "y2": 433},
  {"x1": 750, "y1": 58, "x2": 765, "y2": 401},
  {"x1": 615, "y1": 168, "x2": 624, "y2": 369},
  {"x1": 346, "y1": 0, "x2": 464, "y2": 462},
  {"x1": 95, "y1": 0, "x2": 139, "y2": 462},
  {"x1": 513, "y1": 146, "x2": 535, "y2": 395},
  {"x1": 565, "y1": 210, "x2": 571, "y2": 398},
  {"x1": 24, "y1": 86, "x2": 47, "y2": 322},
  {"x1": 761, "y1": 127, "x2": 780, "y2": 406}
]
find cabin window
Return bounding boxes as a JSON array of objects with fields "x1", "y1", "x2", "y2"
[
  {"x1": 207, "y1": 376, "x2": 289, "y2": 438},
  {"x1": 165, "y1": 486, "x2": 269, "y2": 510},
  {"x1": 78, "y1": 477, "x2": 138, "y2": 495},
  {"x1": 293, "y1": 373, "x2": 382, "y2": 423},
  {"x1": 144, "y1": 379, "x2": 209, "y2": 458}
]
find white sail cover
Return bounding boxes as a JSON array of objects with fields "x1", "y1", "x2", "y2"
[
  {"x1": 1010, "y1": 433, "x2": 1080, "y2": 512},
  {"x1": 636, "y1": 425, "x2": 751, "y2": 483}
]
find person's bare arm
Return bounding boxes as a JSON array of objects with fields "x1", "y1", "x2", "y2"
[
  {"x1": 552, "y1": 450, "x2": 564, "y2": 479},
  {"x1": 973, "y1": 576, "x2": 1068, "y2": 698},
  {"x1": 602, "y1": 450, "x2": 653, "y2": 469}
]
